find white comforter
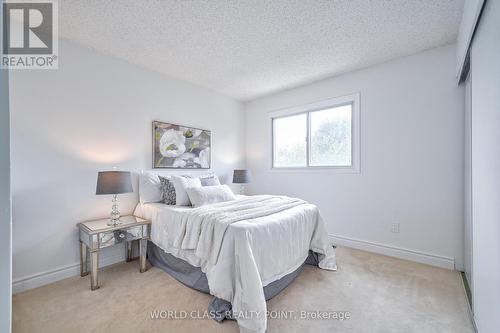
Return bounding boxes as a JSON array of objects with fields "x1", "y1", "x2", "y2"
[{"x1": 135, "y1": 195, "x2": 337, "y2": 333}]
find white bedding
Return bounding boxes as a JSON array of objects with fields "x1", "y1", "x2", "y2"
[{"x1": 134, "y1": 195, "x2": 337, "y2": 333}]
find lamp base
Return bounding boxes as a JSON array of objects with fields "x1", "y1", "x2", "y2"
[
  {"x1": 107, "y1": 218, "x2": 122, "y2": 226},
  {"x1": 108, "y1": 194, "x2": 122, "y2": 226}
]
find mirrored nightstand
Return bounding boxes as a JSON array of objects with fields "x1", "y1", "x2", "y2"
[{"x1": 77, "y1": 215, "x2": 151, "y2": 290}]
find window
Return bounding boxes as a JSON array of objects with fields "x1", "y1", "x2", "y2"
[
  {"x1": 310, "y1": 104, "x2": 352, "y2": 167},
  {"x1": 273, "y1": 113, "x2": 307, "y2": 167},
  {"x1": 271, "y1": 93, "x2": 360, "y2": 172}
]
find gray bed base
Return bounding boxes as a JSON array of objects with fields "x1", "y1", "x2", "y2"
[{"x1": 147, "y1": 242, "x2": 320, "y2": 322}]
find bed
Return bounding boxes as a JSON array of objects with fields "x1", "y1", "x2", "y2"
[{"x1": 134, "y1": 192, "x2": 337, "y2": 333}]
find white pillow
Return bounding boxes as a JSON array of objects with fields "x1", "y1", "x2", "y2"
[
  {"x1": 185, "y1": 185, "x2": 236, "y2": 207},
  {"x1": 139, "y1": 173, "x2": 162, "y2": 204},
  {"x1": 199, "y1": 173, "x2": 221, "y2": 186},
  {"x1": 171, "y1": 175, "x2": 202, "y2": 206}
]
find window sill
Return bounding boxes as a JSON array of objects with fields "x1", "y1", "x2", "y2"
[{"x1": 269, "y1": 166, "x2": 360, "y2": 174}]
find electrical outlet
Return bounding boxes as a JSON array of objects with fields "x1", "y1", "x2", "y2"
[{"x1": 391, "y1": 222, "x2": 400, "y2": 233}]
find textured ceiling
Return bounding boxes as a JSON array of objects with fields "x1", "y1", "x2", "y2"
[{"x1": 59, "y1": 0, "x2": 464, "y2": 101}]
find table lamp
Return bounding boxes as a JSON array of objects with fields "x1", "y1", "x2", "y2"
[
  {"x1": 232, "y1": 169, "x2": 252, "y2": 194},
  {"x1": 96, "y1": 171, "x2": 133, "y2": 225}
]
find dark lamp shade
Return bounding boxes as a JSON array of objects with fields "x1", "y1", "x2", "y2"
[
  {"x1": 233, "y1": 170, "x2": 252, "y2": 184},
  {"x1": 96, "y1": 171, "x2": 133, "y2": 195}
]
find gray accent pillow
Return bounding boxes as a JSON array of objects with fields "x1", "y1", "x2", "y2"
[
  {"x1": 159, "y1": 176, "x2": 176, "y2": 205},
  {"x1": 200, "y1": 174, "x2": 221, "y2": 186}
]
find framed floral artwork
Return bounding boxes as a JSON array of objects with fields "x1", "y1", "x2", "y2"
[{"x1": 153, "y1": 121, "x2": 211, "y2": 169}]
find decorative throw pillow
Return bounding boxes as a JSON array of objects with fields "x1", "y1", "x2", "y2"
[
  {"x1": 185, "y1": 185, "x2": 236, "y2": 207},
  {"x1": 158, "y1": 176, "x2": 176, "y2": 205},
  {"x1": 171, "y1": 175, "x2": 202, "y2": 206},
  {"x1": 199, "y1": 174, "x2": 221, "y2": 186}
]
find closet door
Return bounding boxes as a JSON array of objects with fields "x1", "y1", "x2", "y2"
[
  {"x1": 464, "y1": 71, "x2": 473, "y2": 301},
  {"x1": 469, "y1": 0, "x2": 500, "y2": 328}
]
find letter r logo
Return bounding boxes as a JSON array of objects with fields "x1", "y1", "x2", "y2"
[{"x1": 2, "y1": 2, "x2": 53, "y2": 55}]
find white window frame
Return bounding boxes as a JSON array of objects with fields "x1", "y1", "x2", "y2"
[{"x1": 268, "y1": 93, "x2": 360, "y2": 173}]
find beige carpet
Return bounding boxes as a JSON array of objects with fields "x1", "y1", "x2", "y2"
[{"x1": 13, "y1": 247, "x2": 474, "y2": 333}]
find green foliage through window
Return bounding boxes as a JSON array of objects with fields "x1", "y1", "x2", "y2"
[{"x1": 273, "y1": 104, "x2": 352, "y2": 168}]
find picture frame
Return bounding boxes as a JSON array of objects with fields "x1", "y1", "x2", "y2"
[{"x1": 152, "y1": 120, "x2": 211, "y2": 169}]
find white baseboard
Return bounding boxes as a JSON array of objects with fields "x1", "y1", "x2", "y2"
[
  {"x1": 329, "y1": 234, "x2": 456, "y2": 270},
  {"x1": 455, "y1": 262, "x2": 465, "y2": 272},
  {"x1": 12, "y1": 253, "x2": 125, "y2": 294}
]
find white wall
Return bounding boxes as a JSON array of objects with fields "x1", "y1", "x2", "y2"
[
  {"x1": 9, "y1": 39, "x2": 245, "y2": 292},
  {"x1": 0, "y1": 68, "x2": 12, "y2": 331},
  {"x1": 469, "y1": 0, "x2": 500, "y2": 331},
  {"x1": 245, "y1": 44, "x2": 465, "y2": 269}
]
